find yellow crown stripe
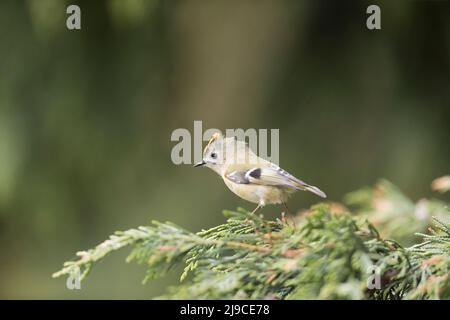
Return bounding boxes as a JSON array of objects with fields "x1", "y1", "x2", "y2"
[{"x1": 204, "y1": 132, "x2": 222, "y2": 153}]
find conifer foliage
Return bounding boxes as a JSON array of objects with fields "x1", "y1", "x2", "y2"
[{"x1": 53, "y1": 177, "x2": 450, "y2": 299}]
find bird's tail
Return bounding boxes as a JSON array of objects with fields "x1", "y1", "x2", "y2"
[{"x1": 302, "y1": 184, "x2": 327, "y2": 198}]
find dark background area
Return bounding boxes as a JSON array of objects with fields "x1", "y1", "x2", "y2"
[{"x1": 0, "y1": 0, "x2": 449, "y2": 298}]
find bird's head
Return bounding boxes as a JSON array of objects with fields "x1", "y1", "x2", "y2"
[
  {"x1": 194, "y1": 132, "x2": 249, "y2": 174},
  {"x1": 194, "y1": 132, "x2": 225, "y2": 173}
]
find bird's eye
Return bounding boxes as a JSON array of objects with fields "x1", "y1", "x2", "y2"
[{"x1": 211, "y1": 152, "x2": 217, "y2": 159}]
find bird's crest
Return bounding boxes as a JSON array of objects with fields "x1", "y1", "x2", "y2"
[{"x1": 204, "y1": 132, "x2": 223, "y2": 153}]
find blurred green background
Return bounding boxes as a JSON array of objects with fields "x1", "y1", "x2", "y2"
[{"x1": 0, "y1": 0, "x2": 449, "y2": 298}]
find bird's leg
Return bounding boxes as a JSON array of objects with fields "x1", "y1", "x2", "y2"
[
  {"x1": 283, "y1": 202, "x2": 292, "y2": 215},
  {"x1": 282, "y1": 202, "x2": 296, "y2": 227},
  {"x1": 251, "y1": 204, "x2": 261, "y2": 214}
]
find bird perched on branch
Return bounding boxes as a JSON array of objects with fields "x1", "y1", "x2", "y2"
[{"x1": 194, "y1": 132, "x2": 326, "y2": 214}]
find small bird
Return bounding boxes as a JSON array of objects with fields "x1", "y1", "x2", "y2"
[{"x1": 194, "y1": 132, "x2": 326, "y2": 214}]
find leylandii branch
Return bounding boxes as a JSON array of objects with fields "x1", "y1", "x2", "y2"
[
  {"x1": 53, "y1": 179, "x2": 450, "y2": 299},
  {"x1": 52, "y1": 209, "x2": 284, "y2": 282}
]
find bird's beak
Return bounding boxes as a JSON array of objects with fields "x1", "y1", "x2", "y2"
[{"x1": 193, "y1": 160, "x2": 206, "y2": 167}]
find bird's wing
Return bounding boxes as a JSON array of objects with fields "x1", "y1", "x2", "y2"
[
  {"x1": 224, "y1": 163, "x2": 254, "y2": 184},
  {"x1": 224, "y1": 163, "x2": 300, "y2": 188},
  {"x1": 224, "y1": 164, "x2": 327, "y2": 198},
  {"x1": 225, "y1": 169, "x2": 250, "y2": 184},
  {"x1": 249, "y1": 165, "x2": 305, "y2": 189}
]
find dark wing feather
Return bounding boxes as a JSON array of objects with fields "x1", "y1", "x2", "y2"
[
  {"x1": 224, "y1": 164, "x2": 327, "y2": 198},
  {"x1": 225, "y1": 170, "x2": 250, "y2": 184}
]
